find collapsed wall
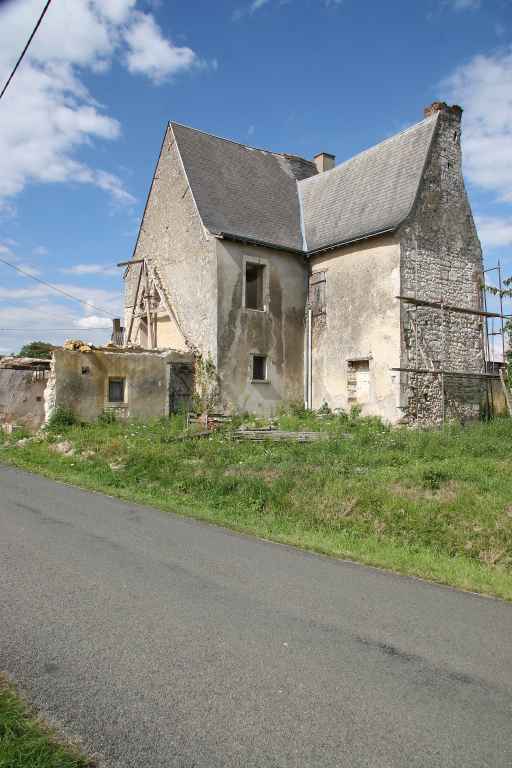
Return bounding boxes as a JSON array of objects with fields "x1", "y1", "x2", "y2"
[{"x1": 0, "y1": 358, "x2": 50, "y2": 432}]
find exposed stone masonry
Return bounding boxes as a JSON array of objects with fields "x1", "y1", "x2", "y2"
[{"x1": 399, "y1": 104, "x2": 486, "y2": 423}]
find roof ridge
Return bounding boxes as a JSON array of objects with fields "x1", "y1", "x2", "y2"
[
  {"x1": 169, "y1": 120, "x2": 313, "y2": 165},
  {"x1": 299, "y1": 113, "x2": 439, "y2": 188}
]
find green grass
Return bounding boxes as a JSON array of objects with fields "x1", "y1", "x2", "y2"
[
  {"x1": 0, "y1": 677, "x2": 90, "y2": 767},
  {"x1": 2, "y1": 410, "x2": 512, "y2": 600}
]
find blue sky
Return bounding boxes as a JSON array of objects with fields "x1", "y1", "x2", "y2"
[{"x1": 0, "y1": 0, "x2": 511, "y2": 354}]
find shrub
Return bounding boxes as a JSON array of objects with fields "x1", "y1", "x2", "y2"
[
  {"x1": 98, "y1": 410, "x2": 117, "y2": 425},
  {"x1": 47, "y1": 407, "x2": 77, "y2": 430}
]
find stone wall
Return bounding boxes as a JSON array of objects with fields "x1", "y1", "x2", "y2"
[
  {"x1": 124, "y1": 124, "x2": 217, "y2": 359},
  {"x1": 399, "y1": 105, "x2": 486, "y2": 423}
]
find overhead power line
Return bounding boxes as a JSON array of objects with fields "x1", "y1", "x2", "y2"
[
  {"x1": 0, "y1": 327, "x2": 111, "y2": 332},
  {"x1": 0, "y1": 0, "x2": 53, "y2": 101},
  {"x1": 0, "y1": 256, "x2": 117, "y2": 319}
]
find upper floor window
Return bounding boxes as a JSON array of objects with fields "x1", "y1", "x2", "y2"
[{"x1": 245, "y1": 262, "x2": 265, "y2": 310}]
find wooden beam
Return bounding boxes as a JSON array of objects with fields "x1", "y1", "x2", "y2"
[
  {"x1": 396, "y1": 295, "x2": 511, "y2": 320},
  {"x1": 117, "y1": 259, "x2": 145, "y2": 267},
  {"x1": 125, "y1": 262, "x2": 143, "y2": 344},
  {"x1": 499, "y1": 369, "x2": 512, "y2": 416},
  {"x1": 391, "y1": 366, "x2": 499, "y2": 379},
  {"x1": 143, "y1": 262, "x2": 155, "y2": 349}
]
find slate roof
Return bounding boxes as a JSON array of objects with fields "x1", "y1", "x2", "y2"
[
  {"x1": 170, "y1": 113, "x2": 439, "y2": 255},
  {"x1": 299, "y1": 115, "x2": 439, "y2": 252},
  {"x1": 171, "y1": 122, "x2": 317, "y2": 252}
]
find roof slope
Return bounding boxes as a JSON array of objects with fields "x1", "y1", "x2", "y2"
[
  {"x1": 170, "y1": 115, "x2": 439, "y2": 255},
  {"x1": 298, "y1": 115, "x2": 438, "y2": 252},
  {"x1": 171, "y1": 122, "x2": 317, "y2": 252}
]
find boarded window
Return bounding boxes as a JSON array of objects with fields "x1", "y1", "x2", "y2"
[
  {"x1": 108, "y1": 378, "x2": 125, "y2": 403},
  {"x1": 309, "y1": 271, "x2": 326, "y2": 316},
  {"x1": 347, "y1": 360, "x2": 370, "y2": 404},
  {"x1": 252, "y1": 355, "x2": 267, "y2": 381},
  {"x1": 245, "y1": 263, "x2": 265, "y2": 310}
]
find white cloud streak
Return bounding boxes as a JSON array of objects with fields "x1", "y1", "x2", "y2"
[
  {"x1": 61, "y1": 263, "x2": 119, "y2": 276},
  {"x1": 452, "y1": 0, "x2": 480, "y2": 10},
  {"x1": 443, "y1": 47, "x2": 512, "y2": 250},
  {"x1": 475, "y1": 216, "x2": 512, "y2": 248},
  {"x1": 0, "y1": 0, "x2": 200, "y2": 206}
]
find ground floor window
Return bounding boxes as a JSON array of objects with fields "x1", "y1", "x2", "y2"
[
  {"x1": 252, "y1": 355, "x2": 267, "y2": 382},
  {"x1": 108, "y1": 377, "x2": 125, "y2": 403}
]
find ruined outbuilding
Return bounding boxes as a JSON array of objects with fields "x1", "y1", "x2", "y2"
[{"x1": 0, "y1": 345, "x2": 194, "y2": 432}]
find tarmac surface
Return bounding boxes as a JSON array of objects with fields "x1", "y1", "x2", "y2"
[{"x1": 1, "y1": 464, "x2": 512, "y2": 767}]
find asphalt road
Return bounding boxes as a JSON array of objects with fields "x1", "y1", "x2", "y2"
[{"x1": 1, "y1": 464, "x2": 512, "y2": 767}]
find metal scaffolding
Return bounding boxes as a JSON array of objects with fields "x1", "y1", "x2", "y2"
[{"x1": 393, "y1": 262, "x2": 511, "y2": 421}]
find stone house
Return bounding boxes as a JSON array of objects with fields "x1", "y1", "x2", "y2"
[{"x1": 124, "y1": 102, "x2": 489, "y2": 424}]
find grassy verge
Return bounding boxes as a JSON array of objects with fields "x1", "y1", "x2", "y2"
[
  {"x1": 2, "y1": 410, "x2": 512, "y2": 600},
  {"x1": 0, "y1": 676, "x2": 91, "y2": 767}
]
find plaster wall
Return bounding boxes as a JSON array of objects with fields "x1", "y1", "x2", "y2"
[
  {"x1": 52, "y1": 349, "x2": 192, "y2": 422},
  {"x1": 309, "y1": 235, "x2": 401, "y2": 421},
  {"x1": 399, "y1": 108, "x2": 485, "y2": 423},
  {"x1": 216, "y1": 239, "x2": 307, "y2": 415},
  {"x1": 0, "y1": 369, "x2": 48, "y2": 431},
  {"x1": 154, "y1": 314, "x2": 188, "y2": 351},
  {"x1": 124, "y1": 124, "x2": 217, "y2": 359}
]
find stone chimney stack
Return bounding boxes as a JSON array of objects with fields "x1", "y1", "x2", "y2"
[
  {"x1": 424, "y1": 101, "x2": 463, "y2": 121},
  {"x1": 313, "y1": 152, "x2": 335, "y2": 173}
]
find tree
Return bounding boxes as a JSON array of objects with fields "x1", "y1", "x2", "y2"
[
  {"x1": 17, "y1": 341, "x2": 54, "y2": 359},
  {"x1": 485, "y1": 278, "x2": 512, "y2": 381}
]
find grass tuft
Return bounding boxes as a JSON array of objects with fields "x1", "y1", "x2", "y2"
[{"x1": 0, "y1": 676, "x2": 91, "y2": 767}]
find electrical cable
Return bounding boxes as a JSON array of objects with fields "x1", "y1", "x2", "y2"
[
  {"x1": 0, "y1": 0, "x2": 53, "y2": 101},
  {"x1": 0, "y1": 256, "x2": 117, "y2": 319}
]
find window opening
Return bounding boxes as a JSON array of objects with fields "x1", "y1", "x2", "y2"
[
  {"x1": 245, "y1": 263, "x2": 265, "y2": 310},
  {"x1": 252, "y1": 355, "x2": 267, "y2": 382},
  {"x1": 108, "y1": 378, "x2": 125, "y2": 403},
  {"x1": 347, "y1": 359, "x2": 370, "y2": 404}
]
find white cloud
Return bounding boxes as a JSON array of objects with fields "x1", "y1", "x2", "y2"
[
  {"x1": 475, "y1": 216, "x2": 512, "y2": 248},
  {"x1": 16, "y1": 264, "x2": 41, "y2": 277},
  {"x1": 443, "y1": 48, "x2": 512, "y2": 250},
  {"x1": 74, "y1": 314, "x2": 112, "y2": 328},
  {"x1": 251, "y1": 0, "x2": 270, "y2": 10},
  {"x1": 0, "y1": 0, "x2": 200, "y2": 205},
  {"x1": 32, "y1": 246, "x2": 49, "y2": 256},
  {"x1": 443, "y1": 48, "x2": 512, "y2": 203},
  {"x1": 233, "y1": 0, "x2": 342, "y2": 19},
  {"x1": 62, "y1": 263, "x2": 119, "y2": 276},
  {"x1": 123, "y1": 11, "x2": 196, "y2": 82},
  {"x1": 452, "y1": 0, "x2": 480, "y2": 9},
  {"x1": 0, "y1": 300, "x2": 113, "y2": 354}
]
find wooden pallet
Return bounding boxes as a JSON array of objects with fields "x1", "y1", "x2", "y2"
[{"x1": 234, "y1": 429, "x2": 332, "y2": 442}]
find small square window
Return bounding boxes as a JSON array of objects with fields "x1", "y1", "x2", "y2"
[
  {"x1": 108, "y1": 378, "x2": 125, "y2": 403},
  {"x1": 245, "y1": 263, "x2": 265, "y2": 310},
  {"x1": 252, "y1": 355, "x2": 267, "y2": 382}
]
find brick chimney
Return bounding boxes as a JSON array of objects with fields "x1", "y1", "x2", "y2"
[
  {"x1": 313, "y1": 152, "x2": 335, "y2": 173},
  {"x1": 424, "y1": 101, "x2": 463, "y2": 121}
]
